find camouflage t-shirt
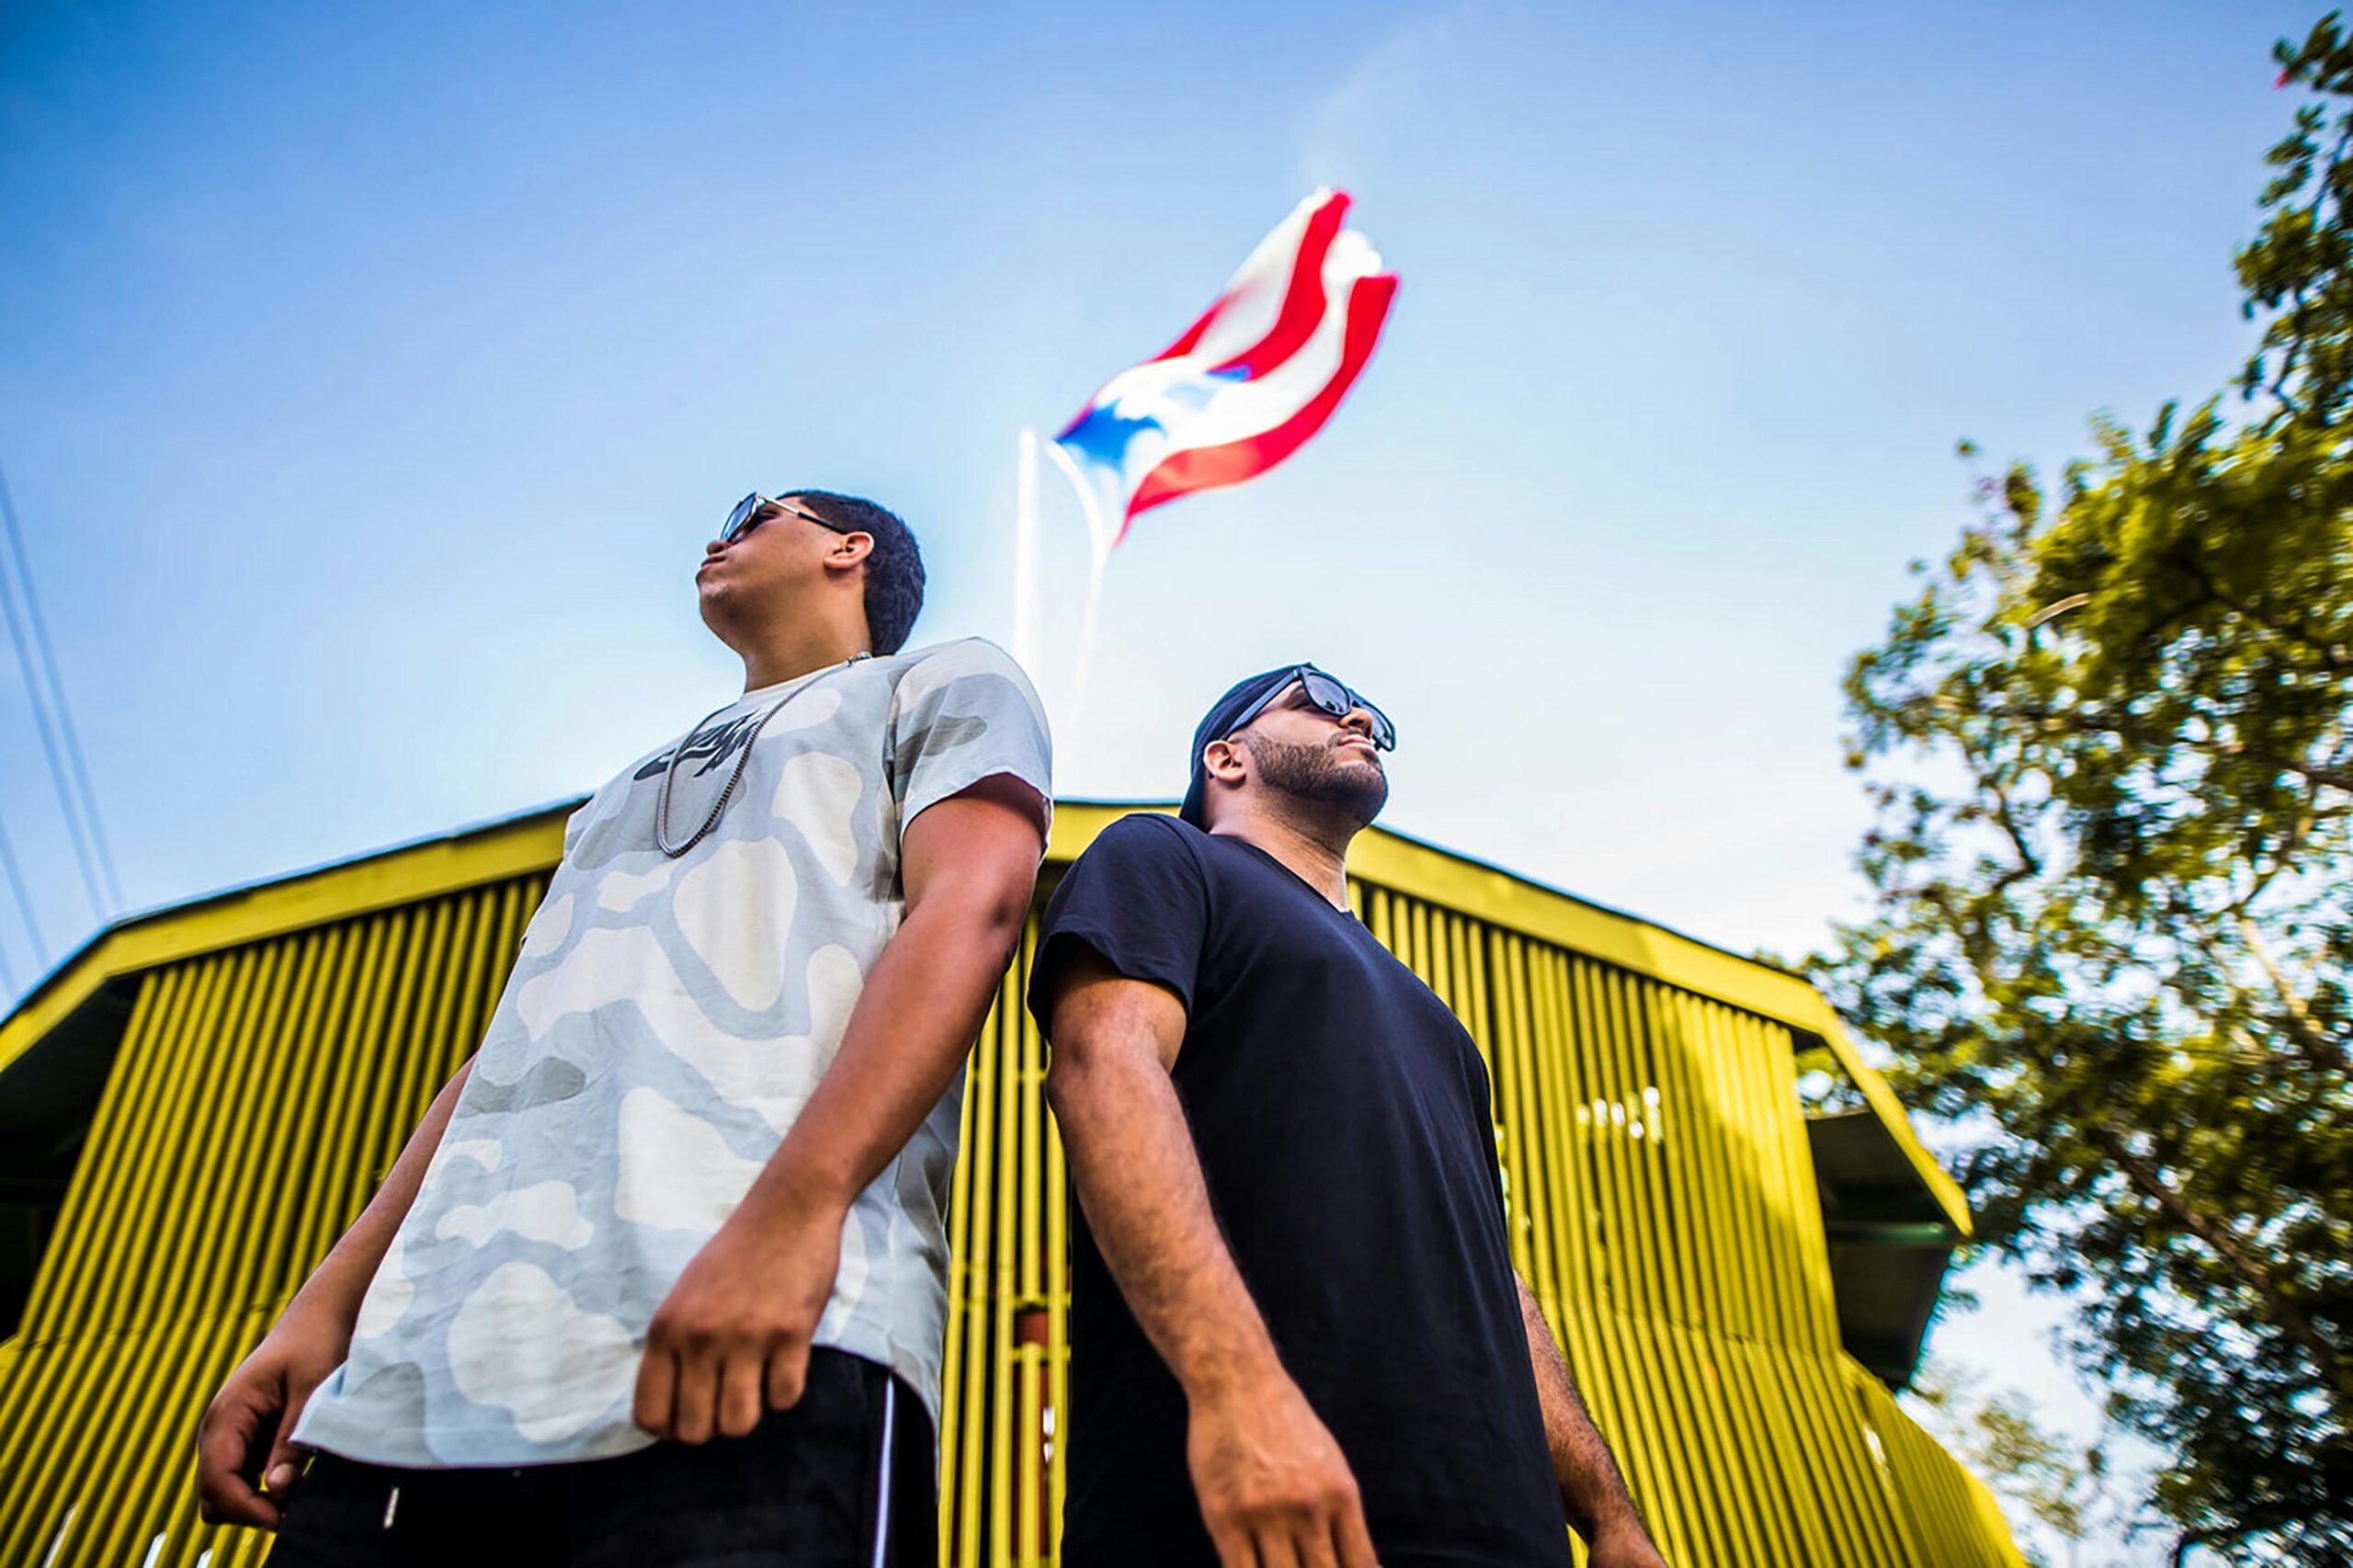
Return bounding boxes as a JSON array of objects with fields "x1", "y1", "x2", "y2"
[{"x1": 295, "y1": 637, "x2": 1052, "y2": 1467}]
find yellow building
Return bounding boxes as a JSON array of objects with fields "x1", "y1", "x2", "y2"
[{"x1": 0, "y1": 800, "x2": 2023, "y2": 1566}]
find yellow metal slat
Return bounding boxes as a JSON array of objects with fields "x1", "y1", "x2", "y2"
[
  {"x1": 988, "y1": 931, "x2": 1020, "y2": 1563},
  {"x1": 173, "y1": 936, "x2": 303, "y2": 1324},
  {"x1": 1576, "y1": 962, "x2": 1713, "y2": 1567},
  {"x1": 1042, "y1": 974, "x2": 1071, "y2": 1566},
  {"x1": 1612, "y1": 972, "x2": 1753, "y2": 1568},
  {"x1": 287, "y1": 911, "x2": 398, "y2": 1273},
  {"x1": 1016, "y1": 965, "x2": 1045, "y2": 1565},
  {"x1": 100, "y1": 949, "x2": 249, "y2": 1333},
  {"x1": 937, "y1": 956, "x2": 989, "y2": 1568},
  {"x1": 234, "y1": 927, "x2": 347, "y2": 1316}
]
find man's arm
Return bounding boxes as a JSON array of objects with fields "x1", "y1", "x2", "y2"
[
  {"x1": 1516, "y1": 1273, "x2": 1669, "y2": 1566},
  {"x1": 632, "y1": 775, "x2": 1045, "y2": 1444},
  {"x1": 1042, "y1": 947, "x2": 1377, "y2": 1568},
  {"x1": 195, "y1": 1055, "x2": 475, "y2": 1528}
]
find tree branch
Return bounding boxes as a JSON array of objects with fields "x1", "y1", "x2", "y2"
[
  {"x1": 2083, "y1": 1124, "x2": 2352, "y2": 1405},
  {"x1": 2233, "y1": 910, "x2": 2347, "y2": 1075},
  {"x1": 1972, "y1": 699, "x2": 2353, "y2": 795}
]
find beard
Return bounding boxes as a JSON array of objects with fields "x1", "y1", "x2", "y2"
[{"x1": 1248, "y1": 734, "x2": 1390, "y2": 829}]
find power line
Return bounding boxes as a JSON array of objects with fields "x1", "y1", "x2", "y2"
[
  {"x1": 0, "y1": 460, "x2": 116, "y2": 920},
  {"x1": 1, "y1": 469, "x2": 122, "y2": 913},
  {"x1": 0, "y1": 461, "x2": 118, "y2": 914},
  {"x1": 0, "y1": 805, "x2": 42, "y2": 990}
]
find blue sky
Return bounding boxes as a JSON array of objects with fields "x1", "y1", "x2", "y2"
[{"x1": 0, "y1": 1, "x2": 2321, "y2": 1556}]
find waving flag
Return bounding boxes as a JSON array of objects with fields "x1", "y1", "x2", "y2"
[{"x1": 1053, "y1": 189, "x2": 1397, "y2": 544}]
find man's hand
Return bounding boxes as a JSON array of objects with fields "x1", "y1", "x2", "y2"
[
  {"x1": 194, "y1": 1310, "x2": 350, "y2": 1529},
  {"x1": 194, "y1": 1059, "x2": 477, "y2": 1529},
  {"x1": 632, "y1": 1190, "x2": 845, "y2": 1443},
  {"x1": 1188, "y1": 1376, "x2": 1379, "y2": 1568}
]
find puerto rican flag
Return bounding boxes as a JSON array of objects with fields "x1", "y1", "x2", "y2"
[{"x1": 1054, "y1": 189, "x2": 1398, "y2": 543}]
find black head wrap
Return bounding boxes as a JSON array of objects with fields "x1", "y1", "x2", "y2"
[{"x1": 1178, "y1": 665, "x2": 1319, "y2": 828}]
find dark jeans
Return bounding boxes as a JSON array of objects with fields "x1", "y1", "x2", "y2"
[{"x1": 267, "y1": 1349, "x2": 935, "y2": 1568}]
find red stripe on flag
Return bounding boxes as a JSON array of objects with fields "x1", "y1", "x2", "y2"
[
  {"x1": 1120, "y1": 271, "x2": 1397, "y2": 539},
  {"x1": 1207, "y1": 191, "x2": 1348, "y2": 377}
]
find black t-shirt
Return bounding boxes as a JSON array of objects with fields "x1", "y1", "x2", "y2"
[{"x1": 1028, "y1": 813, "x2": 1575, "y2": 1568}]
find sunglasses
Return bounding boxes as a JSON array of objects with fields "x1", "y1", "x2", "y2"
[
  {"x1": 1227, "y1": 666, "x2": 1397, "y2": 751},
  {"x1": 722, "y1": 492, "x2": 852, "y2": 546}
]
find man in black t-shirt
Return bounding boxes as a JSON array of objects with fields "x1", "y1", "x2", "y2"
[{"x1": 1028, "y1": 665, "x2": 1669, "y2": 1568}]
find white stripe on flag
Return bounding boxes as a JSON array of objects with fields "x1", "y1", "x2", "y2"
[{"x1": 1177, "y1": 192, "x2": 1329, "y2": 366}]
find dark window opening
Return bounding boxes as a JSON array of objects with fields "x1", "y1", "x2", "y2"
[{"x1": 0, "y1": 980, "x2": 137, "y2": 1338}]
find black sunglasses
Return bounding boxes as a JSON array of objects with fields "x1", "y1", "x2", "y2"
[
  {"x1": 1227, "y1": 666, "x2": 1397, "y2": 751},
  {"x1": 722, "y1": 492, "x2": 852, "y2": 546}
]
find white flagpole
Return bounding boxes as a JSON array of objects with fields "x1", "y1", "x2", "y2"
[
  {"x1": 1043, "y1": 439, "x2": 1115, "y2": 748},
  {"x1": 1013, "y1": 429, "x2": 1040, "y2": 671}
]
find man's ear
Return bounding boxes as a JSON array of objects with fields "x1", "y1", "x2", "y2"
[
  {"x1": 1202, "y1": 737, "x2": 1247, "y2": 787},
  {"x1": 824, "y1": 531, "x2": 874, "y2": 574}
]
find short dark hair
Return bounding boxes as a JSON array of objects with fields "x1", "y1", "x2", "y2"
[{"x1": 793, "y1": 490, "x2": 926, "y2": 655}]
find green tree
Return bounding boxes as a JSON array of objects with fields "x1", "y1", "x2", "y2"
[
  {"x1": 1908, "y1": 1360, "x2": 2115, "y2": 1568},
  {"x1": 1809, "y1": 16, "x2": 2353, "y2": 1562}
]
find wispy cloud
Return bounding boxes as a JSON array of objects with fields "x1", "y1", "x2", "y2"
[{"x1": 1299, "y1": 7, "x2": 1471, "y2": 189}]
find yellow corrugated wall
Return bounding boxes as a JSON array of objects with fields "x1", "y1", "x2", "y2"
[
  {"x1": 0, "y1": 863, "x2": 2024, "y2": 1567},
  {"x1": 0, "y1": 875, "x2": 545, "y2": 1568}
]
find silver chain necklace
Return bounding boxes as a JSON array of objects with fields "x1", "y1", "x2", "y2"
[{"x1": 654, "y1": 652, "x2": 871, "y2": 858}]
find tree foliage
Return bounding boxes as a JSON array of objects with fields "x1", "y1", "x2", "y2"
[
  {"x1": 1909, "y1": 1359, "x2": 2123, "y2": 1568},
  {"x1": 1809, "y1": 17, "x2": 2353, "y2": 1562}
]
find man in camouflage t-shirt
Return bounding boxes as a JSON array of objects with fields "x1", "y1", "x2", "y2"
[{"x1": 197, "y1": 490, "x2": 1052, "y2": 1567}]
